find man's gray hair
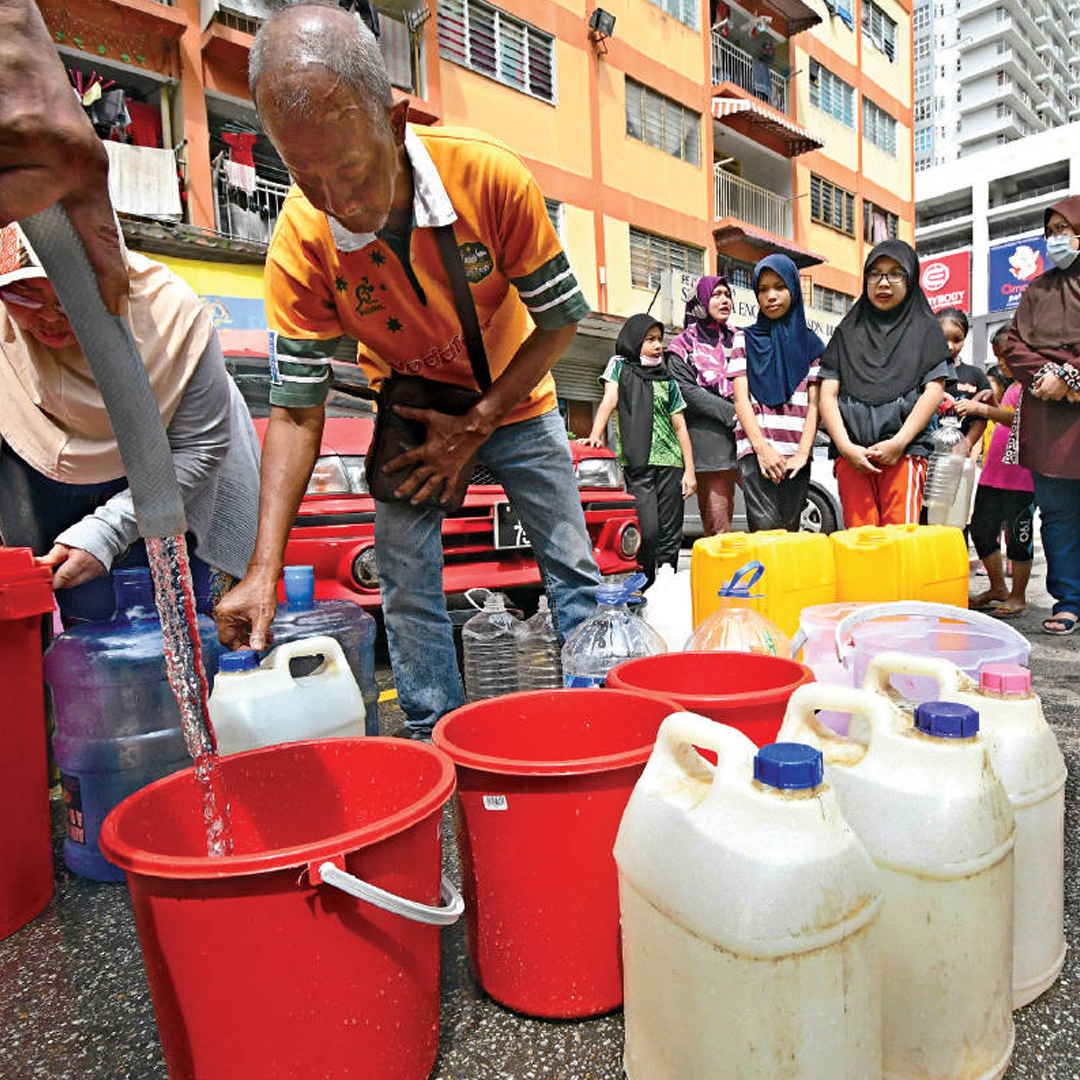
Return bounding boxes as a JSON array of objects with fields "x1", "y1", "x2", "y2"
[{"x1": 249, "y1": 2, "x2": 394, "y2": 122}]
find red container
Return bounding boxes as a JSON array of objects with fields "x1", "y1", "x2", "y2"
[
  {"x1": 606, "y1": 651, "x2": 815, "y2": 747},
  {"x1": 0, "y1": 547, "x2": 57, "y2": 940},
  {"x1": 100, "y1": 738, "x2": 456, "y2": 1080},
  {"x1": 431, "y1": 688, "x2": 680, "y2": 1019}
]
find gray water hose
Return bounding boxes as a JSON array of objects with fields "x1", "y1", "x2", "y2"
[{"x1": 18, "y1": 205, "x2": 187, "y2": 539}]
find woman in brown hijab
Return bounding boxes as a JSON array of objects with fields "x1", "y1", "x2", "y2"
[{"x1": 1004, "y1": 195, "x2": 1080, "y2": 634}]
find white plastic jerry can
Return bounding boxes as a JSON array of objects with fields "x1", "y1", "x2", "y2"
[
  {"x1": 863, "y1": 652, "x2": 1067, "y2": 1009},
  {"x1": 209, "y1": 636, "x2": 366, "y2": 756},
  {"x1": 779, "y1": 684, "x2": 1016, "y2": 1080},
  {"x1": 614, "y1": 712, "x2": 882, "y2": 1080}
]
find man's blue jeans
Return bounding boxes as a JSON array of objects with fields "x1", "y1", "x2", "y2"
[
  {"x1": 374, "y1": 409, "x2": 601, "y2": 734},
  {"x1": 1032, "y1": 472, "x2": 1080, "y2": 617}
]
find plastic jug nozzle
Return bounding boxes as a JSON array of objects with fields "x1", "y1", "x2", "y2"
[
  {"x1": 283, "y1": 565, "x2": 316, "y2": 610},
  {"x1": 754, "y1": 742, "x2": 824, "y2": 790},
  {"x1": 595, "y1": 572, "x2": 648, "y2": 606},
  {"x1": 482, "y1": 593, "x2": 507, "y2": 612}
]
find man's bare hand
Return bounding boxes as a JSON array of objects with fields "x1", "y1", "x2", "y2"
[
  {"x1": 214, "y1": 572, "x2": 280, "y2": 651},
  {"x1": 0, "y1": 0, "x2": 128, "y2": 314},
  {"x1": 387, "y1": 405, "x2": 488, "y2": 505},
  {"x1": 37, "y1": 543, "x2": 107, "y2": 589}
]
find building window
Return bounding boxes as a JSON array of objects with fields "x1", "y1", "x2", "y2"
[
  {"x1": 913, "y1": 5, "x2": 931, "y2": 30},
  {"x1": 863, "y1": 97, "x2": 898, "y2": 156},
  {"x1": 914, "y1": 68, "x2": 932, "y2": 93},
  {"x1": 809, "y1": 60, "x2": 855, "y2": 127},
  {"x1": 812, "y1": 285, "x2": 855, "y2": 314},
  {"x1": 914, "y1": 127, "x2": 932, "y2": 152},
  {"x1": 914, "y1": 96, "x2": 931, "y2": 122},
  {"x1": 862, "y1": 0, "x2": 897, "y2": 61},
  {"x1": 437, "y1": 0, "x2": 556, "y2": 103},
  {"x1": 629, "y1": 227, "x2": 704, "y2": 289},
  {"x1": 643, "y1": 0, "x2": 700, "y2": 29},
  {"x1": 863, "y1": 200, "x2": 899, "y2": 242},
  {"x1": 810, "y1": 174, "x2": 856, "y2": 236},
  {"x1": 914, "y1": 37, "x2": 931, "y2": 62},
  {"x1": 625, "y1": 78, "x2": 701, "y2": 165},
  {"x1": 544, "y1": 197, "x2": 562, "y2": 239}
]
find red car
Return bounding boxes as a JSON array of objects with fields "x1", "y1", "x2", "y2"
[{"x1": 224, "y1": 345, "x2": 642, "y2": 609}]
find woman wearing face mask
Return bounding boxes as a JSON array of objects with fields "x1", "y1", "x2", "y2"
[
  {"x1": 666, "y1": 277, "x2": 743, "y2": 535},
  {"x1": 1002, "y1": 196, "x2": 1080, "y2": 635},
  {"x1": 818, "y1": 240, "x2": 950, "y2": 527},
  {"x1": 0, "y1": 223, "x2": 260, "y2": 623},
  {"x1": 582, "y1": 314, "x2": 696, "y2": 585}
]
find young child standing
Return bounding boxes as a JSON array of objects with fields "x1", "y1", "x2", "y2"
[
  {"x1": 583, "y1": 314, "x2": 696, "y2": 584},
  {"x1": 958, "y1": 356, "x2": 1034, "y2": 617},
  {"x1": 937, "y1": 306, "x2": 989, "y2": 458},
  {"x1": 728, "y1": 254, "x2": 824, "y2": 531},
  {"x1": 818, "y1": 240, "x2": 951, "y2": 527}
]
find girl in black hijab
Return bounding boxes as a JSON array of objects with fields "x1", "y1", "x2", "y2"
[
  {"x1": 581, "y1": 314, "x2": 696, "y2": 586},
  {"x1": 818, "y1": 240, "x2": 951, "y2": 527}
]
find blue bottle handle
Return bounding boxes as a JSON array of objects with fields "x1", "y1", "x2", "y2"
[{"x1": 717, "y1": 561, "x2": 765, "y2": 600}]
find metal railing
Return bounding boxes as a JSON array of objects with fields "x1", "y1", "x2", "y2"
[
  {"x1": 213, "y1": 161, "x2": 291, "y2": 247},
  {"x1": 715, "y1": 167, "x2": 791, "y2": 236},
  {"x1": 711, "y1": 34, "x2": 787, "y2": 112}
]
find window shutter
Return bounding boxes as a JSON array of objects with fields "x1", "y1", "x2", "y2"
[
  {"x1": 437, "y1": 0, "x2": 467, "y2": 64},
  {"x1": 468, "y1": 3, "x2": 497, "y2": 75},
  {"x1": 527, "y1": 28, "x2": 554, "y2": 100},
  {"x1": 625, "y1": 79, "x2": 644, "y2": 139},
  {"x1": 683, "y1": 110, "x2": 700, "y2": 165},
  {"x1": 499, "y1": 15, "x2": 527, "y2": 90},
  {"x1": 663, "y1": 100, "x2": 682, "y2": 157},
  {"x1": 644, "y1": 88, "x2": 664, "y2": 150}
]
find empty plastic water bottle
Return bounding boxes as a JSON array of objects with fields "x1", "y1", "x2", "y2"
[
  {"x1": 924, "y1": 417, "x2": 976, "y2": 528},
  {"x1": 267, "y1": 565, "x2": 380, "y2": 734},
  {"x1": 561, "y1": 573, "x2": 666, "y2": 689},
  {"x1": 517, "y1": 595, "x2": 562, "y2": 690},
  {"x1": 463, "y1": 592, "x2": 523, "y2": 700}
]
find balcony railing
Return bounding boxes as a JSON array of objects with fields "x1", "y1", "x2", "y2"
[
  {"x1": 213, "y1": 161, "x2": 290, "y2": 247},
  {"x1": 715, "y1": 167, "x2": 791, "y2": 236},
  {"x1": 711, "y1": 34, "x2": 787, "y2": 113}
]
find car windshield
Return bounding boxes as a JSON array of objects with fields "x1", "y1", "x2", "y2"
[{"x1": 224, "y1": 356, "x2": 374, "y2": 419}]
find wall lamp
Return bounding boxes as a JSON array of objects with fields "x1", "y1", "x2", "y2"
[{"x1": 589, "y1": 7, "x2": 616, "y2": 54}]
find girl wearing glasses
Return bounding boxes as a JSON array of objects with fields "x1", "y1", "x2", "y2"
[
  {"x1": 1000, "y1": 196, "x2": 1080, "y2": 635},
  {"x1": 0, "y1": 223, "x2": 259, "y2": 623},
  {"x1": 818, "y1": 239, "x2": 950, "y2": 527}
]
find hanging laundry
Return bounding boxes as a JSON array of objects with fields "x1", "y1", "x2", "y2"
[
  {"x1": 126, "y1": 99, "x2": 163, "y2": 149},
  {"x1": 224, "y1": 159, "x2": 257, "y2": 195},
  {"x1": 222, "y1": 131, "x2": 257, "y2": 168}
]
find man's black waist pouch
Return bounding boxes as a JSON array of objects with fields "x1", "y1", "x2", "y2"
[{"x1": 364, "y1": 374, "x2": 481, "y2": 511}]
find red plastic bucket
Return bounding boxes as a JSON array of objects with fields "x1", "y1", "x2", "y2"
[
  {"x1": 99, "y1": 738, "x2": 460, "y2": 1080},
  {"x1": 431, "y1": 688, "x2": 680, "y2": 1019},
  {"x1": 0, "y1": 548, "x2": 57, "y2": 941},
  {"x1": 606, "y1": 651, "x2": 815, "y2": 747}
]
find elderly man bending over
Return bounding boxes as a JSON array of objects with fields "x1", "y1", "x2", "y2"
[{"x1": 215, "y1": 3, "x2": 601, "y2": 737}]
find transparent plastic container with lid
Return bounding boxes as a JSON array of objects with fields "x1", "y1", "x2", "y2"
[
  {"x1": 779, "y1": 685, "x2": 1015, "y2": 1080},
  {"x1": 267, "y1": 565, "x2": 379, "y2": 734},
  {"x1": 562, "y1": 573, "x2": 666, "y2": 688},
  {"x1": 462, "y1": 592, "x2": 523, "y2": 701},
  {"x1": 44, "y1": 567, "x2": 222, "y2": 881},
  {"x1": 685, "y1": 561, "x2": 791, "y2": 657},
  {"x1": 615, "y1": 714, "x2": 882, "y2": 1080},
  {"x1": 924, "y1": 417, "x2": 977, "y2": 528},
  {"x1": 516, "y1": 595, "x2": 562, "y2": 690}
]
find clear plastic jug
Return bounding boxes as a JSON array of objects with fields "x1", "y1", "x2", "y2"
[
  {"x1": 209, "y1": 636, "x2": 366, "y2": 756},
  {"x1": 45, "y1": 568, "x2": 223, "y2": 881},
  {"x1": 925, "y1": 418, "x2": 976, "y2": 528},
  {"x1": 516, "y1": 595, "x2": 562, "y2": 690},
  {"x1": 615, "y1": 713, "x2": 882, "y2": 1080},
  {"x1": 835, "y1": 601, "x2": 1030, "y2": 700},
  {"x1": 268, "y1": 565, "x2": 379, "y2": 734},
  {"x1": 562, "y1": 573, "x2": 665, "y2": 688},
  {"x1": 863, "y1": 652, "x2": 1066, "y2": 1009},
  {"x1": 462, "y1": 593, "x2": 522, "y2": 700},
  {"x1": 779, "y1": 684, "x2": 1015, "y2": 1080}
]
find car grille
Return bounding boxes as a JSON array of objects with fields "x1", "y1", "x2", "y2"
[{"x1": 470, "y1": 462, "x2": 499, "y2": 485}]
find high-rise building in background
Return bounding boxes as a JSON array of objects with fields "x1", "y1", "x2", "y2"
[
  {"x1": 912, "y1": 0, "x2": 1080, "y2": 171},
  {"x1": 35, "y1": 0, "x2": 915, "y2": 428}
]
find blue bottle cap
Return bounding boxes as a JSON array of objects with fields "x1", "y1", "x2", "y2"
[
  {"x1": 283, "y1": 565, "x2": 316, "y2": 609},
  {"x1": 914, "y1": 701, "x2": 979, "y2": 738},
  {"x1": 754, "y1": 742, "x2": 824, "y2": 790},
  {"x1": 219, "y1": 649, "x2": 259, "y2": 673}
]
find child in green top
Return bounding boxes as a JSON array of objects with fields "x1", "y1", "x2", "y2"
[{"x1": 581, "y1": 314, "x2": 696, "y2": 585}]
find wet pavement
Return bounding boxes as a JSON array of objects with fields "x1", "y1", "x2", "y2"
[{"x1": 1, "y1": 553, "x2": 1078, "y2": 1079}]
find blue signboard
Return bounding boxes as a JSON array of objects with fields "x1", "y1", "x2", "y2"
[
  {"x1": 988, "y1": 235, "x2": 1047, "y2": 313},
  {"x1": 200, "y1": 294, "x2": 267, "y2": 329}
]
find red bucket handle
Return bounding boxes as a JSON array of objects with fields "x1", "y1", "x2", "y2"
[{"x1": 311, "y1": 860, "x2": 464, "y2": 927}]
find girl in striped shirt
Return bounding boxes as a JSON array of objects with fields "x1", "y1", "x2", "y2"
[{"x1": 730, "y1": 254, "x2": 825, "y2": 531}]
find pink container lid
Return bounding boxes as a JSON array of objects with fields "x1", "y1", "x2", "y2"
[{"x1": 979, "y1": 663, "x2": 1031, "y2": 695}]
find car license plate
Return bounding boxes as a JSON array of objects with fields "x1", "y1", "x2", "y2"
[{"x1": 493, "y1": 503, "x2": 530, "y2": 550}]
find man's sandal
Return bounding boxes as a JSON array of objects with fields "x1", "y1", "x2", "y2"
[{"x1": 1043, "y1": 613, "x2": 1079, "y2": 636}]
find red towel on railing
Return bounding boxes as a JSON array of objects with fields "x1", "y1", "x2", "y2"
[
  {"x1": 126, "y1": 99, "x2": 162, "y2": 148},
  {"x1": 222, "y1": 131, "x2": 257, "y2": 167}
]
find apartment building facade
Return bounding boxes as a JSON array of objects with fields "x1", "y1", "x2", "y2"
[
  {"x1": 912, "y1": 0, "x2": 1080, "y2": 171},
  {"x1": 37, "y1": 0, "x2": 915, "y2": 430}
]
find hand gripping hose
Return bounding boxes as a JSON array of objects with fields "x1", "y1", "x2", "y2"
[{"x1": 18, "y1": 205, "x2": 187, "y2": 539}]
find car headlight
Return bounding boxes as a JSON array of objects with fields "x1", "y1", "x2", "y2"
[
  {"x1": 306, "y1": 455, "x2": 369, "y2": 495},
  {"x1": 576, "y1": 457, "x2": 622, "y2": 489}
]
